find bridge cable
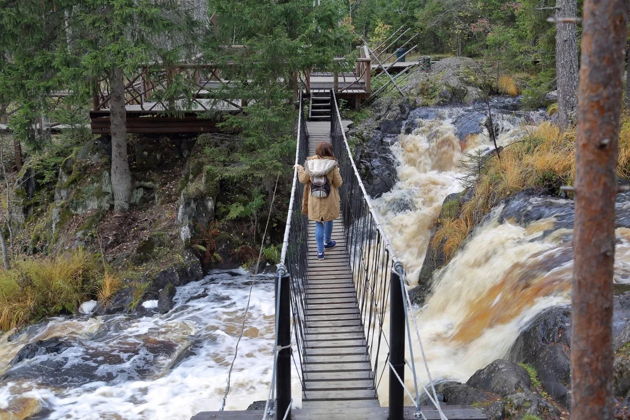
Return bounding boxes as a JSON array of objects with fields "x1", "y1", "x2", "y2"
[
  {"x1": 219, "y1": 174, "x2": 281, "y2": 412},
  {"x1": 399, "y1": 273, "x2": 448, "y2": 420}
]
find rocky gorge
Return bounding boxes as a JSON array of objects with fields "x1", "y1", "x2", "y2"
[{"x1": 349, "y1": 58, "x2": 630, "y2": 418}]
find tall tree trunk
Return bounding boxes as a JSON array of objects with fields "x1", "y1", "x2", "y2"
[
  {"x1": 572, "y1": 1, "x2": 627, "y2": 419},
  {"x1": 13, "y1": 137, "x2": 22, "y2": 172},
  {"x1": 626, "y1": 42, "x2": 630, "y2": 109},
  {"x1": 556, "y1": 0, "x2": 579, "y2": 129},
  {"x1": 0, "y1": 229, "x2": 10, "y2": 270},
  {"x1": 110, "y1": 67, "x2": 132, "y2": 212}
]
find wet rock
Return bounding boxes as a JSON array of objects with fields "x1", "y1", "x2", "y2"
[
  {"x1": 419, "y1": 381, "x2": 496, "y2": 406},
  {"x1": 10, "y1": 337, "x2": 75, "y2": 365},
  {"x1": 408, "y1": 281, "x2": 432, "y2": 307},
  {"x1": 614, "y1": 342, "x2": 630, "y2": 398},
  {"x1": 94, "y1": 285, "x2": 135, "y2": 315},
  {"x1": 3, "y1": 336, "x2": 181, "y2": 387},
  {"x1": 158, "y1": 283, "x2": 176, "y2": 314},
  {"x1": 0, "y1": 397, "x2": 45, "y2": 420},
  {"x1": 352, "y1": 129, "x2": 399, "y2": 198},
  {"x1": 500, "y1": 392, "x2": 559, "y2": 419},
  {"x1": 95, "y1": 253, "x2": 203, "y2": 315},
  {"x1": 386, "y1": 194, "x2": 416, "y2": 213},
  {"x1": 246, "y1": 400, "x2": 271, "y2": 411},
  {"x1": 178, "y1": 193, "x2": 215, "y2": 244},
  {"x1": 500, "y1": 190, "x2": 630, "y2": 231},
  {"x1": 379, "y1": 119, "x2": 403, "y2": 135},
  {"x1": 507, "y1": 306, "x2": 571, "y2": 407},
  {"x1": 466, "y1": 359, "x2": 531, "y2": 397},
  {"x1": 417, "y1": 190, "x2": 472, "y2": 289},
  {"x1": 453, "y1": 111, "x2": 485, "y2": 140}
]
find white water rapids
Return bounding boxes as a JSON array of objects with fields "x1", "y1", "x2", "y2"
[
  {"x1": 372, "y1": 103, "x2": 630, "y2": 393},
  {"x1": 3, "y1": 101, "x2": 630, "y2": 418},
  {"x1": 0, "y1": 270, "x2": 275, "y2": 419}
]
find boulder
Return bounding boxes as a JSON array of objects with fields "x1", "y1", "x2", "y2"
[
  {"x1": 508, "y1": 306, "x2": 571, "y2": 407},
  {"x1": 466, "y1": 359, "x2": 531, "y2": 397},
  {"x1": 10, "y1": 337, "x2": 74, "y2": 365},
  {"x1": 419, "y1": 381, "x2": 496, "y2": 406},
  {"x1": 3, "y1": 335, "x2": 182, "y2": 387},
  {"x1": 158, "y1": 283, "x2": 176, "y2": 314}
]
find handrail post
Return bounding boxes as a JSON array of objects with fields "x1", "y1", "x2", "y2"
[
  {"x1": 276, "y1": 272, "x2": 292, "y2": 420},
  {"x1": 389, "y1": 269, "x2": 405, "y2": 420}
]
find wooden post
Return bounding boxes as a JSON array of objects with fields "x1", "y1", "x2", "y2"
[
  {"x1": 276, "y1": 273, "x2": 292, "y2": 420},
  {"x1": 363, "y1": 45, "x2": 372, "y2": 95},
  {"x1": 572, "y1": 2, "x2": 627, "y2": 419},
  {"x1": 333, "y1": 71, "x2": 339, "y2": 94},
  {"x1": 389, "y1": 269, "x2": 405, "y2": 420}
]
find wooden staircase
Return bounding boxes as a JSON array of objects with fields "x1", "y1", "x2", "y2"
[{"x1": 309, "y1": 91, "x2": 332, "y2": 121}]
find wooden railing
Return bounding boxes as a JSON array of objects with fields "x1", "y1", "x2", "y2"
[{"x1": 91, "y1": 64, "x2": 241, "y2": 113}]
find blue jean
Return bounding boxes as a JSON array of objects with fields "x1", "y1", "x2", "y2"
[{"x1": 314, "y1": 221, "x2": 333, "y2": 254}]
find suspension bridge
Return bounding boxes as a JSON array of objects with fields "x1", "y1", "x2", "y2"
[{"x1": 192, "y1": 84, "x2": 487, "y2": 419}]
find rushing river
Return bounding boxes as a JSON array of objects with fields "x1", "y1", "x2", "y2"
[
  {"x1": 0, "y1": 270, "x2": 275, "y2": 419},
  {"x1": 373, "y1": 100, "x2": 630, "y2": 391}
]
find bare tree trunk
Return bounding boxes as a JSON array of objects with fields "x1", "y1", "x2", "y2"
[
  {"x1": 556, "y1": 0, "x2": 579, "y2": 129},
  {"x1": 572, "y1": 1, "x2": 627, "y2": 420},
  {"x1": 626, "y1": 42, "x2": 630, "y2": 109},
  {"x1": 0, "y1": 229, "x2": 9, "y2": 270},
  {"x1": 110, "y1": 67, "x2": 132, "y2": 212},
  {"x1": 13, "y1": 137, "x2": 22, "y2": 172}
]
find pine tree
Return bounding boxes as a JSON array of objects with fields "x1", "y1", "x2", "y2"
[
  {"x1": 61, "y1": 0, "x2": 202, "y2": 211},
  {"x1": 555, "y1": 0, "x2": 579, "y2": 128}
]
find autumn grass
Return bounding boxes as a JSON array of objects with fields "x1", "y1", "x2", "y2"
[
  {"x1": 0, "y1": 249, "x2": 122, "y2": 331},
  {"x1": 433, "y1": 121, "x2": 580, "y2": 261},
  {"x1": 435, "y1": 117, "x2": 630, "y2": 261},
  {"x1": 497, "y1": 75, "x2": 519, "y2": 96},
  {"x1": 98, "y1": 272, "x2": 122, "y2": 302}
]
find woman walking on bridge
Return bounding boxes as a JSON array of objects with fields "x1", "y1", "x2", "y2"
[{"x1": 296, "y1": 142, "x2": 343, "y2": 260}]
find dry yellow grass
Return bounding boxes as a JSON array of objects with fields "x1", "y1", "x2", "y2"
[
  {"x1": 0, "y1": 249, "x2": 108, "y2": 331},
  {"x1": 618, "y1": 117, "x2": 630, "y2": 179},
  {"x1": 498, "y1": 75, "x2": 519, "y2": 96},
  {"x1": 431, "y1": 216, "x2": 473, "y2": 259},
  {"x1": 431, "y1": 120, "x2": 587, "y2": 265},
  {"x1": 98, "y1": 272, "x2": 122, "y2": 302}
]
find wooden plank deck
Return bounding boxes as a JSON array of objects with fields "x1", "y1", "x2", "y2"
[
  {"x1": 301, "y1": 120, "x2": 379, "y2": 417},
  {"x1": 192, "y1": 405, "x2": 487, "y2": 419}
]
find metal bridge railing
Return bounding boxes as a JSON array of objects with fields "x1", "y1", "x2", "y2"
[
  {"x1": 331, "y1": 89, "x2": 447, "y2": 420},
  {"x1": 264, "y1": 93, "x2": 308, "y2": 420}
]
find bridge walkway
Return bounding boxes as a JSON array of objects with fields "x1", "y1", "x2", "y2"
[{"x1": 300, "y1": 120, "x2": 381, "y2": 417}]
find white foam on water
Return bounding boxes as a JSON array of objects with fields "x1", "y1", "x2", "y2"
[{"x1": 0, "y1": 269, "x2": 275, "y2": 419}]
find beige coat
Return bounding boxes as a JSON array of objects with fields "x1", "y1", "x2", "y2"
[{"x1": 297, "y1": 156, "x2": 343, "y2": 221}]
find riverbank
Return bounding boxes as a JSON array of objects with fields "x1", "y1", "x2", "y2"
[{"x1": 0, "y1": 128, "x2": 290, "y2": 331}]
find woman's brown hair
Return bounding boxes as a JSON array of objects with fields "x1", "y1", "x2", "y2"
[{"x1": 315, "y1": 142, "x2": 335, "y2": 158}]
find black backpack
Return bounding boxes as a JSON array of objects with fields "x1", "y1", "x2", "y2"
[{"x1": 311, "y1": 175, "x2": 331, "y2": 198}]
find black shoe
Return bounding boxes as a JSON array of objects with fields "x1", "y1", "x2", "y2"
[{"x1": 324, "y1": 240, "x2": 336, "y2": 249}]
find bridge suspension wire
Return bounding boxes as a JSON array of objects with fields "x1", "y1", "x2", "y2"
[
  {"x1": 331, "y1": 89, "x2": 447, "y2": 419},
  {"x1": 220, "y1": 166, "x2": 281, "y2": 412},
  {"x1": 263, "y1": 90, "x2": 308, "y2": 420}
]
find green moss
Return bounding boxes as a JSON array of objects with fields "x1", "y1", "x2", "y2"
[
  {"x1": 440, "y1": 199, "x2": 461, "y2": 220},
  {"x1": 519, "y1": 363, "x2": 550, "y2": 399},
  {"x1": 521, "y1": 415, "x2": 542, "y2": 420}
]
